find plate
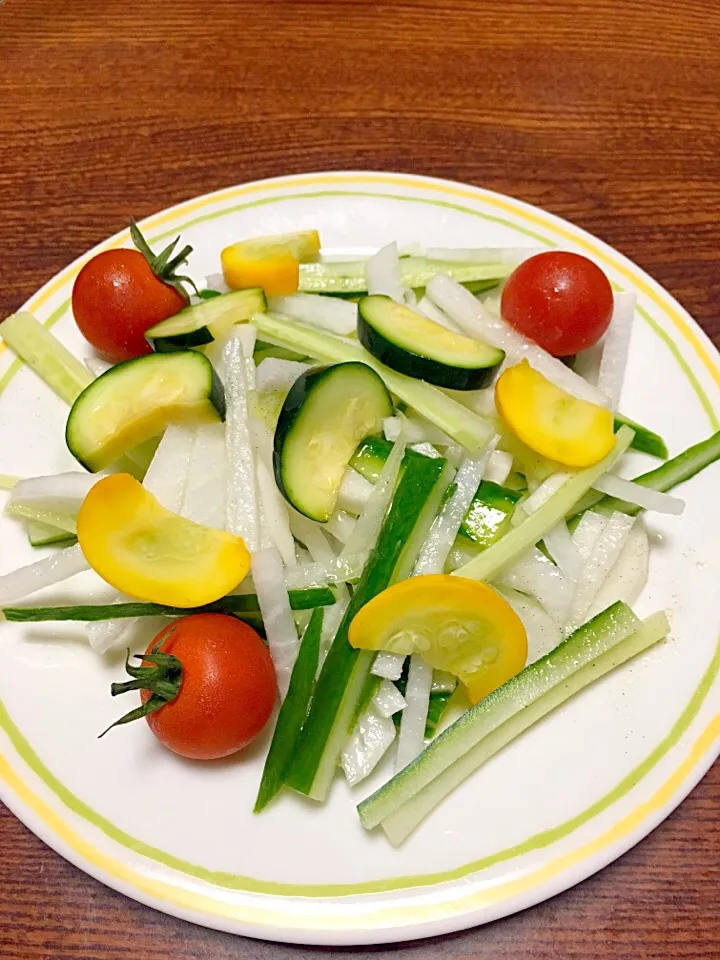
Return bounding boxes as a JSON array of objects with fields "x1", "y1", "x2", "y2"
[{"x1": 0, "y1": 172, "x2": 719, "y2": 946}]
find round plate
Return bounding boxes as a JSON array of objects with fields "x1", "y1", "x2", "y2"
[{"x1": 1, "y1": 172, "x2": 719, "y2": 946}]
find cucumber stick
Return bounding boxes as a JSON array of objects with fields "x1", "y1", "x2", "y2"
[
  {"x1": 2, "y1": 587, "x2": 335, "y2": 622},
  {"x1": 255, "y1": 608, "x2": 324, "y2": 812},
  {"x1": 0, "y1": 312, "x2": 92, "y2": 404},
  {"x1": 454, "y1": 426, "x2": 634, "y2": 582},
  {"x1": 570, "y1": 429, "x2": 720, "y2": 519},
  {"x1": 26, "y1": 520, "x2": 77, "y2": 548},
  {"x1": 298, "y1": 258, "x2": 512, "y2": 294},
  {"x1": 359, "y1": 604, "x2": 668, "y2": 842},
  {"x1": 252, "y1": 312, "x2": 494, "y2": 452},
  {"x1": 286, "y1": 451, "x2": 448, "y2": 801},
  {"x1": 613, "y1": 413, "x2": 667, "y2": 459}
]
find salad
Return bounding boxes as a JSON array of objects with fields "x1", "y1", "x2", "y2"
[{"x1": 0, "y1": 223, "x2": 718, "y2": 847}]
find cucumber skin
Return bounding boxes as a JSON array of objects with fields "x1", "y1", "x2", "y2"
[
  {"x1": 147, "y1": 288, "x2": 267, "y2": 352},
  {"x1": 150, "y1": 326, "x2": 214, "y2": 352},
  {"x1": 350, "y1": 435, "x2": 395, "y2": 483},
  {"x1": 286, "y1": 452, "x2": 447, "y2": 797},
  {"x1": 273, "y1": 362, "x2": 393, "y2": 521},
  {"x1": 357, "y1": 311, "x2": 501, "y2": 391},
  {"x1": 613, "y1": 414, "x2": 668, "y2": 459}
]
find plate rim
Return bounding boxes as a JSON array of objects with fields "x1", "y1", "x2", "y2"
[{"x1": 1, "y1": 169, "x2": 719, "y2": 944}]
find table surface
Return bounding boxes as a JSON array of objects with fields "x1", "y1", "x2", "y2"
[{"x1": 1, "y1": 0, "x2": 719, "y2": 956}]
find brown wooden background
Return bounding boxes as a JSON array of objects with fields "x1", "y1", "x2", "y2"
[{"x1": 1, "y1": 1, "x2": 719, "y2": 957}]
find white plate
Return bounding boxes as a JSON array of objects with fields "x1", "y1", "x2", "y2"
[{"x1": 0, "y1": 172, "x2": 719, "y2": 946}]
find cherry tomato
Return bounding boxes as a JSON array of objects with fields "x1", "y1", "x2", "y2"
[
  {"x1": 501, "y1": 252, "x2": 614, "y2": 357},
  {"x1": 134, "y1": 614, "x2": 276, "y2": 760},
  {"x1": 72, "y1": 249, "x2": 187, "y2": 363}
]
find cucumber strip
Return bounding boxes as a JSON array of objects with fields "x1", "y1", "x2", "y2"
[
  {"x1": 25, "y1": 520, "x2": 77, "y2": 548},
  {"x1": 570, "y1": 429, "x2": 720, "y2": 519},
  {"x1": 298, "y1": 258, "x2": 512, "y2": 294},
  {"x1": 2, "y1": 587, "x2": 335, "y2": 622},
  {"x1": 251, "y1": 313, "x2": 494, "y2": 452},
  {"x1": 286, "y1": 452, "x2": 448, "y2": 801},
  {"x1": 376, "y1": 610, "x2": 669, "y2": 844},
  {"x1": 0, "y1": 312, "x2": 92, "y2": 404},
  {"x1": 5, "y1": 502, "x2": 78, "y2": 534},
  {"x1": 613, "y1": 414, "x2": 668, "y2": 459},
  {"x1": 350, "y1": 436, "x2": 396, "y2": 483},
  {"x1": 454, "y1": 426, "x2": 634, "y2": 582},
  {"x1": 254, "y1": 608, "x2": 324, "y2": 812}
]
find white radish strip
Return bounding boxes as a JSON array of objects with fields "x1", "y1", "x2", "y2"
[
  {"x1": 383, "y1": 416, "x2": 454, "y2": 447},
  {"x1": 521, "y1": 473, "x2": 572, "y2": 516},
  {"x1": 142, "y1": 424, "x2": 195, "y2": 512},
  {"x1": 180, "y1": 423, "x2": 227, "y2": 530},
  {"x1": 543, "y1": 520, "x2": 583, "y2": 582},
  {"x1": 337, "y1": 468, "x2": 374, "y2": 516},
  {"x1": 414, "y1": 440, "x2": 497, "y2": 575},
  {"x1": 86, "y1": 618, "x2": 140, "y2": 655},
  {"x1": 325, "y1": 510, "x2": 357, "y2": 544},
  {"x1": 237, "y1": 325, "x2": 257, "y2": 389},
  {"x1": 588, "y1": 521, "x2": 649, "y2": 616},
  {"x1": 319, "y1": 583, "x2": 350, "y2": 665},
  {"x1": 496, "y1": 585, "x2": 562, "y2": 664},
  {"x1": 223, "y1": 336, "x2": 259, "y2": 551},
  {"x1": 255, "y1": 358, "x2": 311, "y2": 394},
  {"x1": 597, "y1": 292, "x2": 636, "y2": 409},
  {"x1": 365, "y1": 242, "x2": 404, "y2": 303},
  {"x1": 483, "y1": 449, "x2": 513, "y2": 486},
  {"x1": 572, "y1": 340, "x2": 604, "y2": 387},
  {"x1": 267, "y1": 293, "x2": 357, "y2": 336},
  {"x1": 339, "y1": 429, "x2": 407, "y2": 565},
  {"x1": 426, "y1": 274, "x2": 608, "y2": 405},
  {"x1": 396, "y1": 654, "x2": 433, "y2": 771},
  {"x1": 341, "y1": 706, "x2": 397, "y2": 787},
  {"x1": 251, "y1": 546, "x2": 299, "y2": 697},
  {"x1": 84, "y1": 356, "x2": 112, "y2": 378},
  {"x1": 565, "y1": 512, "x2": 636, "y2": 632},
  {"x1": 9, "y1": 472, "x2": 99, "y2": 515},
  {"x1": 255, "y1": 458, "x2": 296, "y2": 565},
  {"x1": 398, "y1": 242, "x2": 425, "y2": 257},
  {"x1": 284, "y1": 555, "x2": 365, "y2": 589},
  {"x1": 409, "y1": 442, "x2": 443, "y2": 460},
  {"x1": 445, "y1": 539, "x2": 481, "y2": 573},
  {"x1": 431, "y1": 670, "x2": 457, "y2": 694},
  {"x1": 416, "y1": 296, "x2": 461, "y2": 331},
  {"x1": 496, "y1": 546, "x2": 573, "y2": 625},
  {"x1": 203, "y1": 273, "x2": 229, "y2": 294},
  {"x1": 425, "y1": 246, "x2": 543, "y2": 264},
  {"x1": 571, "y1": 510, "x2": 607, "y2": 560},
  {"x1": 0, "y1": 543, "x2": 89, "y2": 604},
  {"x1": 289, "y1": 512, "x2": 337, "y2": 564},
  {"x1": 371, "y1": 651, "x2": 406, "y2": 681},
  {"x1": 592, "y1": 473, "x2": 685, "y2": 515},
  {"x1": 374, "y1": 679, "x2": 407, "y2": 719}
]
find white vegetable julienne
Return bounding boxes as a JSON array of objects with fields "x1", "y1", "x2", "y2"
[
  {"x1": 319, "y1": 583, "x2": 350, "y2": 665},
  {"x1": 365, "y1": 241, "x2": 405, "y2": 302},
  {"x1": 571, "y1": 510, "x2": 606, "y2": 560},
  {"x1": 409, "y1": 441, "x2": 442, "y2": 460},
  {"x1": 180, "y1": 423, "x2": 227, "y2": 530},
  {"x1": 496, "y1": 546, "x2": 573, "y2": 625},
  {"x1": 284, "y1": 554, "x2": 365, "y2": 589},
  {"x1": 483, "y1": 449, "x2": 513, "y2": 486},
  {"x1": 339, "y1": 428, "x2": 407, "y2": 566},
  {"x1": 86, "y1": 617, "x2": 140, "y2": 655},
  {"x1": 341, "y1": 705, "x2": 397, "y2": 787},
  {"x1": 0, "y1": 543, "x2": 89, "y2": 604},
  {"x1": 425, "y1": 246, "x2": 543, "y2": 264},
  {"x1": 325, "y1": 509, "x2": 357, "y2": 544},
  {"x1": 414, "y1": 439, "x2": 496, "y2": 575},
  {"x1": 543, "y1": 520, "x2": 583, "y2": 582},
  {"x1": 597, "y1": 291, "x2": 636, "y2": 409},
  {"x1": 592, "y1": 473, "x2": 685, "y2": 515},
  {"x1": 416, "y1": 296, "x2": 461, "y2": 331},
  {"x1": 521, "y1": 472, "x2": 572, "y2": 517},
  {"x1": 445, "y1": 538, "x2": 480, "y2": 573},
  {"x1": 251, "y1": 546, "x2": 299, "y2": 698},
  {"x1": 565, "y1": 512, "x2": 636, "y2": 632},
  {"x1": 84, "y1": 356, "x2": 112, "y2": 378},
  {"x1": 371, "y1": 651, "x2": 406, "y2": 681},
  {"x1": 383, "y1": 415, "x2": 454, "y2": 447},
  {"x1": 289, "y1": 512, "x2": 337, "y2": 564},
  {"x1": 267, "y1": 293, "x2": 357, "y2": 336},
  {"x1": 589, "y1": 521, "x2": 649, "y2": 615},
  {"x1": 255, "y1": 357, "x2": 311, "y2": 394},
  {"x1": 223, "y1": 336, "x2": 259, "y2": 551},
  {"x1": 396, "y1": 654, "x2": 433, "y2": 771},
  {"x1": 9, "y1": 472, "x2": 98, "y2": 516},
  {"x1": 337, "y1": 468, "x2": 373, "y2": 516},
  {"x1": 426, "y1": 275, "x2": 608, "y2": 406},
  {"x1": 374, "y1": 679, "x2": 407, "y2": 718},
  {"x1": 142, "y1": 424, "x2": 195, "y2": 512},
  {"x1": 496, "y1": 585, "x2": 562, "y2": 664},
  {"x1": 255, "y1": 457, "x2": 296, "y2": 565}
]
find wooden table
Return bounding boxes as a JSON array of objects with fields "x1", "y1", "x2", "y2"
[{"x1": 1, "y1": 1, "x2": 718, "y2": 956}]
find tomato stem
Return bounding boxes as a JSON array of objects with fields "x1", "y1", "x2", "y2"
[
  {"x1": 99, "y1": 635, "x2": 183, "y2": 738},
  {"x1": 129, "y1": 219, "x2": 200, "y2": 301}
]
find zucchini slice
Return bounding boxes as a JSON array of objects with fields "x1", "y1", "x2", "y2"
[
  {"x1": 357, "y1": 295, "x2": 505, "y2": 391},
  {"x1": 66, "y1": 352, "x2": 224, "y2": 472},
  {"x1": 273, "y1": 362, "x2": 393, "y2": 522},
  {"x1": 146, "y1": 288, "x2": 266, "y2": 351}
]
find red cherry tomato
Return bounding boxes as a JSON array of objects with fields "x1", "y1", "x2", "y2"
[
  {"x1": 72, "y1": 249, "x2": 187, "y2": 363},
  {"x1": 137, "y1": 614, "x2": 277, "y2": 760},
  {"x1": 501, "y1": 252, "x2": 614, "y2": 357}
]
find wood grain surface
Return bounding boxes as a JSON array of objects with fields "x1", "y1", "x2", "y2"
[{"x1": 1, "y1": 0, "x2": 719, "y2": 957}]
